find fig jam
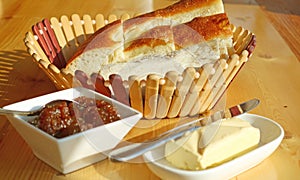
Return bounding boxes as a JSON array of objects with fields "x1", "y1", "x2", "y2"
[{"x1": 32, "y1": 97, "x2": 121, "y2": 138}]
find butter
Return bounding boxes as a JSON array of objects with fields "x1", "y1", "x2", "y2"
[{"x1": 165, "y1": 117, "x2": 260, "y2": 170}]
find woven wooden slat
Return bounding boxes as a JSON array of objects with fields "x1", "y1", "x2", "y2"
[
  {"x1": 189, "y1": 64, "x2": 215, "y2": 116},
  {"x1": 128, "y1": 75, "x2": 144, "y2": 114},
  {"x1": 32, "y1": 23, "x2": 54, "y2": 63},
  {"x1": 35, "y1": 20, "x2": 66, "y2": 68},
  {"x1": 50, "y1": 17, "x2": 71, "y2": 61},
  {"x1": 227, "y1": 51, "x2": 249, "y2": 84},
  {"x1": 144, "y1": 74, "x2": 160, "y2": 119},
  {"x1": 24, "y1": 32, "x2": 49, "y2": 61},
  {"x1": 199, "y1": 59, "x2": 228, "y2": 113},
  {"x1": 37, "y1": 59, "x2": 67, "y2": 89},
  {"x1": 232, "y1": 26, "x2": 243, "y2": 44},
  {"x1": 95, "y1": 14, "x2": 105, "y2": 30},
  {"x1": 48, "y1": 64, "x2": 72, "y2": 89},
  {"x1": 109, "y1": 74, "x2": 130, "y2": 106},
  {"x1": 108, "y1": 14, "x2": 118, "y2": 23},
  {"x1": 167, "y1": 67, "x2": 196, "y2": 118},
  {"x1": 83, "y1": 14, "x2": 95, "y2": 37},
  {"x1": 71, "y1": 14, "x2": 86, "y2": 45},
  {"x1": 60, "y1": 15, "x2": 77, "y2": 58},
  {"x1": 235, "y1": 30, "x2": 251, "y2": 55},
  {"x1": 37, "y1": 58, "x2": 51, "y2": 68},
  {"x1": 208, "y1": 52, "x2": 248, "y2": 110},
  {"x1": 195, "y1": 61, "x2": 225, "y2": 114},
  {"x1": 44, "y1": 19, "x2": 66, "y2": 68},
  {"x1": 179, "y1": 67, "x2": 208, "y2": 117},
  {"x1": 59, "y1": 15, "x2": 80, "y2": 62},
  {"x1": 156, "y1": 71, "x2": 178, "y2": 119},
  {"x1": 120, "y1": 13, "x2": 131, "y2": 21}
]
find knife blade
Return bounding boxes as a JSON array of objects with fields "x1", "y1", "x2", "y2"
[{"x1": 109, "y1": 98, "x2": 260, "y2": 162}]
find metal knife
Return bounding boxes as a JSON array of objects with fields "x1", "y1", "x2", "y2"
[{"x1": 109, "y1": 98, "x2": 260, "y2": 162}]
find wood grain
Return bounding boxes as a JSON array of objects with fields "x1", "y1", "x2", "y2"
[
  {"x1": 0, "y1": 0, "x2": 299, "y2": 179},
  {"x1": 255, "y1": 0, "x2": 300, "y2": 61}
]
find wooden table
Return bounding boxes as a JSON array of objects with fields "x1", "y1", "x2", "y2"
[{"x1": 0, "y1": 0, "x2": 299, "y2": 179}]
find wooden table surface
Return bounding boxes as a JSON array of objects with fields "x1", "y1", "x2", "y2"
[{"x1": 0, "y1": 0, "x2": 300, "y2": 179}]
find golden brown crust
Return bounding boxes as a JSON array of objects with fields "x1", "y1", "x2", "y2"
[
  {"x1": 124, "y1": 25, "x2": 173, "y2": 52},
  {"x1": 156, "y1": 0, "x2": 221, "y2": 16},
  {"x1": 125, "y1": 13, "x2": 232, "y2": 52},
  {"x1": 123, "y1": 0, "x2": 222, "y2": 29},
  {"x1": 173, "y1": 13, "x2": 232, "y2": 48}
]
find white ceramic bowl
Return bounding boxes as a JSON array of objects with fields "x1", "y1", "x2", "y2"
[
  {"x1": 3, "y1": 87, "x2": 142, "y2": 174},
  {"x1": 143, "y1": 113, "x2": 284, "y2": 180}
]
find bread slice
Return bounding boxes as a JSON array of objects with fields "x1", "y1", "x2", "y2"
[
  {"x1": 123, "y1": 13, "x2": 232, "y2": 65},
  {"x1": 172, "y1": 13, "x2": 233, "y2": 61},
  {"x1": 124, "y1": 25, "x2": 175, "y2": 59},
  {"x1": 65, "y1": 0, "x2": 226, "y2": 77},
  {"x1": 124, "y1": 12, "x2": 233, "y2": 60},
  {"x1": 124, "y1": 13, "x2": 232, "y2": 58},
  {"x1": 123, "y1": 0, "x2": 224, "y2": 50},
  {"x1": 65, "y1": 20, "x2": 124, "y2": 75},
  {"x1": 98, "y1": 13, "x2": 232, "y2": 79}
]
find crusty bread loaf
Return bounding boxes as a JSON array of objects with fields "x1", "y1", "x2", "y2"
[
  {"x1": 123, "y1": 0, "x2": 224, "y2": 46},
  {"x1": 124, "y1": 13, "x2": 232, "y2": 61},
  {"x1": 98, "y1": 13, "x2": 232, "y2": 80},
  {"x1": 65, "y1": 0, "x2": 228, "y2": 78}
]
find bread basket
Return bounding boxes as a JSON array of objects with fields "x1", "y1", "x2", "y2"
[{"x1": 24, "y1": 13, "x2": 256, "y2": 119}]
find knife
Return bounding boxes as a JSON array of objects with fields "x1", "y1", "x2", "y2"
[{"x1": 109, "y1": 98, "x2": 260, "y2": 162}]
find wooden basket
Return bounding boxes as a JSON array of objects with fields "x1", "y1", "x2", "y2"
[{"x1": 24, "y1": 13, "x2": 256, "y2": 119}]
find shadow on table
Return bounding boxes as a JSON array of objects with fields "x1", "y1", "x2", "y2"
[{"x1": 0, "y1": 49, "x2": 55, "y2": 106}]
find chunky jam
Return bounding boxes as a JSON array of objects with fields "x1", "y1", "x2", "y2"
[{"x1": 31, "y1": 96, "x2": 121, "y2": 138}]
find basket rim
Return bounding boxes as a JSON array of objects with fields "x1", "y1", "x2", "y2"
[{"x1": 24, "y1": 13, "x2": 256, "y2": 119}]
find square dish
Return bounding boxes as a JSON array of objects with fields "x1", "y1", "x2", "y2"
[
  {"x1": 3, "y1": 87, "x2": 142, "y2": 174},
  {"x1": 143, "y1": 113, "x2": 284, "y2": 180}
]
